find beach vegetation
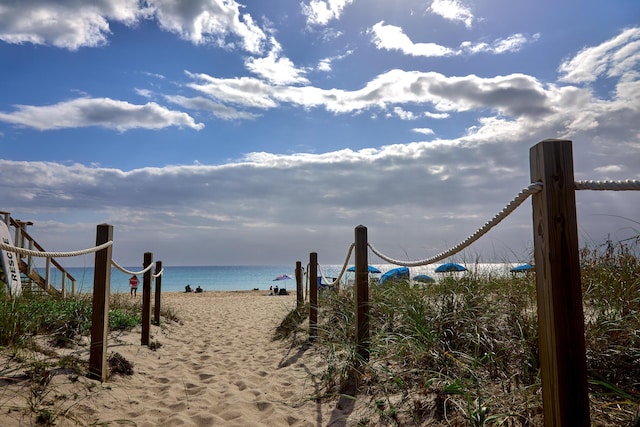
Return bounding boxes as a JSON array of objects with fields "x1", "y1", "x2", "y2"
[
  {"x1": 276, "y1": 237, "x2": 640, "y2": 426},
  {"x1": 0, "y1": 289, "x2": 176, "y2": 424}
]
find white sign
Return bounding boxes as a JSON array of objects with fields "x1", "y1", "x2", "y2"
[{"x1": 0, "y1": 221, "x2": 22, "y2": 297}]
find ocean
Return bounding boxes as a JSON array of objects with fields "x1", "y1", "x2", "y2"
[{"x1": 43, "y1": 263, "x2": 517, "y2": 295}]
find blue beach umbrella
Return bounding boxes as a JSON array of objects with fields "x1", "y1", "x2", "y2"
[
  {"x1": 413, "y1": 274, "x2": 435, "y2": 283},
  {"x1": 378, "y1": 267, "x2": 410, "y2": 285},
  {"x1": 346, "y1": 265, "x2": 382, "y2": 273},
  {"x1": 273, "y1": 274, "x2": 292, "y2": 281},
  {"x1": 435, "y1": 263, "x2": 467, "y2": 273},
  {"x1": 510, "y1": 263, "x2": 534, "y2": 273}
]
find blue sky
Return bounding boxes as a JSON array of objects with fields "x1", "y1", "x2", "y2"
[{"x1": 1, "y1": 0, "x2": 639, "y2": 267}]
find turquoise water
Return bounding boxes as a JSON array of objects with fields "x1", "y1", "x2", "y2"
[
  {"x1": 57, "y1": 265, "x2": 298, "y2": 294},
  {"x1": 43, "y1": 263, "x2": 516, "y2": 294}
]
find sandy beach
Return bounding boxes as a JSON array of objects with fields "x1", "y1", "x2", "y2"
[{"x1": 2, "y1": 291, "x2": 351, "y2": 426}]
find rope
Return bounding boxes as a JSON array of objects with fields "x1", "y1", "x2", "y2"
[
  {"x1": 317, "y1": 243, "x2": 355, "y2": 287},
  {"x1": 153, "y1": 268, "x2": 164, "y2": 278},
  {"x1": 0, "y1": 240, "x2": 113, "y2": 258},
  {"x1": 368, "y1": 182, "x2": 543, "y2": 267},
  {"x1": 575, "y1": 179, "x2": 640, "y2": 191},
  {"x1": 111, "y1": 259, "x2": 155, "y2": 276}
]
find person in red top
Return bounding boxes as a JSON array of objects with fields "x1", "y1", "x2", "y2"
[{"x1": 129, "y1": 274, "x2": 139, "y2": 297}]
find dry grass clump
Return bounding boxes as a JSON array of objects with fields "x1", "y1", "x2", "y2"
[{"x1": 277, "y1": 238, "x2": 639, "y2": 426}]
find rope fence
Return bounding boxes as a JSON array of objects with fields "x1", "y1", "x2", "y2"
[
  {"x1": 368, "y1": 182, "x2": 543, "y2": 267},
  {"x1": 363, "y1": 179, "x2": 640, "y2": 269},
  {"x1": 317, "y1": 243, "x2": 355, "y2": 287},
  {"x1": 575, "y1": 179, "x2": 640, "y2": 191},
  {"x1": 0, "y1": 239, "x2": 164, "y2": 280},
  {"x1": 111, "y1": 259, "x2": 156, "y2": 276},
  {"x1": 0, "y1": 240, "x2": 113, "y2": 258},
  {"x1": 301, "y1": 140, "x2": 640, "y2": 427},
  {"x1": 0, "y1": 220, "x2": 163, "y2": 382}
]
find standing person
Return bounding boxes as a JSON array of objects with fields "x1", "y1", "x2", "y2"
[{"x1": 129, "y1": 274, "x2": 139, "y2": 297}]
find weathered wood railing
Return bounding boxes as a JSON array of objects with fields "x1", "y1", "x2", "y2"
[{"x1": 0, "y1": 212, "x2": 77, "y2": 295}]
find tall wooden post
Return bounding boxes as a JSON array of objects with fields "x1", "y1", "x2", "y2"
[
  {"x1": 141, "y1": 252, "x2": 153, "y2": 346},
  {"x1": 309, "y1": 252, "x2": 318, "y2": 341},
  {"x1": 355, "y1": 225, "x2": 370, "y2": 362},
  {"x1": 89, "y1": 224, "x2": 112, "y2": 382},
  {"x1": 295, "y1": 261, "x2": 303, "y2": 307},
  {"x1": 530, "y1": 140, "x2": 590, "y2": 426},
  {"x1": 153, "y1": 261, "x2": 162, "y2": 326}
]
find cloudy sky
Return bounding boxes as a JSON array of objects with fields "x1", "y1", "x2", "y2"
[{"x1": 1, "y1": 0, "x2": 639, "y2": 268}]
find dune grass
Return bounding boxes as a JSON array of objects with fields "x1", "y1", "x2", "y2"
[
  {"x1": 277, "y1": 238, "x2": 640, "y2": 426},
  {"x1": 0, "y1": 287, "x2": 175, "y2": 425}
]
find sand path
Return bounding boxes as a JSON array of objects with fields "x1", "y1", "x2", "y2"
[
  {"x1": 88, "y1": 292, "x2": 348, "y2": 426},
  {"x1": 2, "y1": 291, "x2": 352, "y2": 426}
]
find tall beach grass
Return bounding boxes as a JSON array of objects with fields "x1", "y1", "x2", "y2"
[
  {"x1": 0, "y1": 286, "x2": 174, "y2": 425},
  {"x1": 277, "y1": 238, "x2": 639, "y2": 426}
]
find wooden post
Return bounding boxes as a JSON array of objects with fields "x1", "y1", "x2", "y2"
[
  {"x1": 28, "y1": 239, "x2": 33, "y2": 275},
  {"x1": 530, "y1": 140, "x2": 590, "y2": 426},
  {"x1": 141, "y1": 252, "x2": 153, "y2": 346},
  {"x1": 153, "y1": 261, "x2": 162, "y2": 326},
  {"x1": 45, "y1": 257, "x2": 51, "y2": 292},
  {"x1": 309, "y1": 252, "x2": 318, "y2": 341},
  {"x1": 355, "y1": 225, "x2": 370, "y2": 362},
  {"x1": 295, "y1": 261, "x2": 303, "y2": 307},
  {"x1": 89, "y1": 224, "x2": 112, "y2": 382},
  {"x1": 60, "y1": 269, "x2": 66, "y2": 298}
]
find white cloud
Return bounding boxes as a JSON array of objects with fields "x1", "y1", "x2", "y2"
[
  {"x1": 186, "y1": 72, "x2": 279, "y2": 109},
  {"x1": 370, "y1": 22, "x2": 454, "y2": 57},
  {"x1": 165, "y1": 95, "x2": 259, "y2": 120},
  {"x1": 460, "y1": 33, "x2": 538, "y2": 55},
  {"x1": 186, "y1": 69, "x2": 553, "y2": 119},
  {"x1": 424, "y1": 112, "x2": 450, "y2": 119},
  {"x1": 370, "y1": 22, "x2": 537, "y2": 57},
  {"x1": 412, "y1": 128, "x2": 435, "y2": 135},
  {"x1": 429, "y1": 0, "x2": 474, "y2": 28},
  {"x1": 0, "y1": 98, "x2": 204, "y2": 131},
  {"x1": 317, "y1": 50, "x2": 353, "y2": 72},
  {"x1": 244, "y1": 38, "x2": 310, "y2": 85},
  {"x1": 594, "y1": 165, "x2": 623, "y2": 174},
  {"x1": 0, "y1": 0, "x2": 144, "y2": 50},
  {"x1": 301, "y1": 0, "x2": 354, "y2": 26},
  {"x1": 150, "y1": 0, "x2": 267, "y2": 53},
  {"x1": 559, "y1": 27, "x2": 640, "y2": 84},
  {"x1": 0, "y1": 0, "x2": 268, "y2": 53},
  {"x1": 388, "y1": 107, "x2": 420, "y2": 120}
]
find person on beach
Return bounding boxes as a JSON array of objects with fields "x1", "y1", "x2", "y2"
[
  {"x1": 195, "y1": 285, "x2": 203, "y2": 293},
  {"x1": 185, "y1": 284, "x2": 192, "y2": 293},
  {"x1": 129, "y1": 274, "x2": 139, "y2": 297}
]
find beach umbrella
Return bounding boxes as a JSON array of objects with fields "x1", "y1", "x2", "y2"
[
  {"x1": 435, "y1": 263, "x2": 467, "y2": 273},
  {"x1": 510, "y1": 263, "x2": 534, "y2": 273},
  {"x1": 272, "y1": 274, "x2": 292, "y2": 294},
  {"x1": 413, "y1": 274, "x2": 435, "y2": 283},
  {"x1": 378, "y1": 266, "x2": 410, "y2": 285},
  {"x1": 346, "y1": 265, "x2": 381, "y2": 273}
]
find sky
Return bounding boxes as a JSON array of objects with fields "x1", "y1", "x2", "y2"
[{"x1": 1, "y1": 0, "x2": 639, "y2": 268}]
